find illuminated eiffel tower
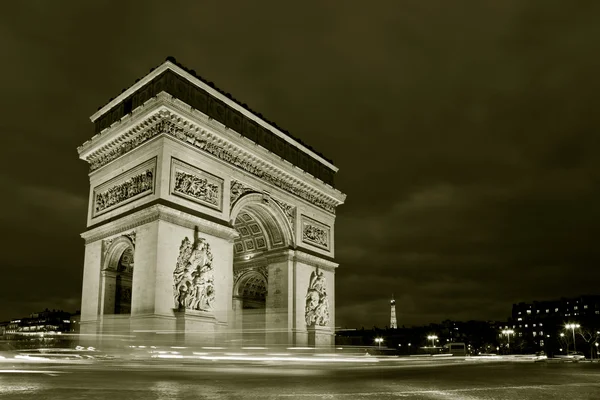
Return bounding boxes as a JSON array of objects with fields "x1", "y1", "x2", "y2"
[{"x1": 390, "y1": 294, "x2": 398, "y2": 329}]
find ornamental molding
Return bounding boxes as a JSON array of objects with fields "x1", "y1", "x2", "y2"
[
  {"x1": 233, "y1": 265, "x2": 268, "y2": 285},
  {"x1": 301, "y1": 215, "x2": 330, "y2": 251},
  {"x1": 234, "y1": 248, "x2": 295, "y2": 268},
  {"x1": 293, "y1": 250, "x2": 338, "y2": 272},
  {"x1": 272, "y1": 197, "x2": 296, "y2": 228},
  {"x1": 102, "y1": 231, "x2": 136, "y2": 259},
  {"x1": 171, "y1": 158, "x2": 224, "y2": 211},
  {"x1": 81, "y1": 204, "x2": 238, "y2": 244},
  {"x1": 230, "y1": 180, "x2": 255, "y2": 208},
  {"x1": 92, "y1": 158, "x2": 156, "y2": 218},
  {"x1": 79, "y1": 101, "x2": 343, "y2": 214}
]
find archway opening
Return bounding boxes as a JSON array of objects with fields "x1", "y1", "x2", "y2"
[
  {"x1": 101, "y1": 237, "x2": 134, "y2": 317},
  {"x1": 234, "y1": 271, "x2": 267, "y2": 345},
  {"x1": 114, "y1": 248, "x2": 133, "y2": 315},
  {"x1": 230, "y1": 198, "x2": 292, "y2": 346}
]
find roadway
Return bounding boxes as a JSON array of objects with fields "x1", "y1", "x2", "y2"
[{"x1": 1, "y1": 357, "x2": 600, "y2": 399}]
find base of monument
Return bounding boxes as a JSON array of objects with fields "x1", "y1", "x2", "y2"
[
  {"x1": 174, "y1": 308, "x2": 217, "y2": 346},
  {"x1": 307, "y1": 325, "x2": 333, "y2": 347}
]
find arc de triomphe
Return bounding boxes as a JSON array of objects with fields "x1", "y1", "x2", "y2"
[{"x1": 77, "y1": 58, "x2": 346, "y2": 347}]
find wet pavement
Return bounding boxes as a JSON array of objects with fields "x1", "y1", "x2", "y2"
[{"x1": 1, "y1": 360, "x2": 600, "y2": 399}]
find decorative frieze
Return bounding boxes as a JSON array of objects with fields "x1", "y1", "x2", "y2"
[
  {"x1": 86, "y1": 115, "x2": 337, "y2": 214},
  {"x1": 230, "y1": 180, "x2": 255, "y2": 207},
  {"x1": 305, "y1": 269, "x2": 330, "y2": 327},
  {"x1": 301, "y1": 215, "x2": 330, "y2": 251},
  {"x1": 173, "y1": 234, "x2": 215, "y2": 312},
  {"x1": 170, "y1": 158, "x2": 223, "y2": 211},
  {"x1": 93, "y1": 158, "x2": 156, "y2": 217}
]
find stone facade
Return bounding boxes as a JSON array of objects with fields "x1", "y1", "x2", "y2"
[{"x1": 78, "y1": 59, "x2": 345, "y2": 347}]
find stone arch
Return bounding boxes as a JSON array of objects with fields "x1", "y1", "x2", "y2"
[
  {"x1": 230, "y1": 193, "x2": 295, "y2": 252},
  {"x1": 101, "y1": 235, "x2": 135, "y2": 315},
  {"x1": 103, "y1": 236, "x2": 135, "y2": 272},
  {"x1": 234, "y1": 270, "x2": 268, "y2": 305}
]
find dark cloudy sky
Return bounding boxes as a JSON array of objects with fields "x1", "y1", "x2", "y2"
[{"x1": 1, "y1": 1, "x2": 599, "y2": 328}]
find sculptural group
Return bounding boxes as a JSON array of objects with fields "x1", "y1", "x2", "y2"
[
  {"x1": 173, "y1": 236, "x2": 215, "y2": 312},
  {"x1": 305, "y1": 269, "x2": 330, "y2": 326}
]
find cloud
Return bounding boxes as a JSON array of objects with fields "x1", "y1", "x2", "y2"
[{"x1": 0, "y1": 0, "x2": 599, "y2": 329}]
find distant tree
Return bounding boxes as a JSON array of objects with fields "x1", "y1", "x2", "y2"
[{"x1": 578, "y1": 329, "x2": 600, "y2": 359}]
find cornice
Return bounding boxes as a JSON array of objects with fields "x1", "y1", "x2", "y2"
[
  {"x1": 79, "y1": 98, "x2": 345, "y2": 213},
  {"x1": 81, "y1": 204, "x2": 238, "y2": 244},
  {"x1": 90, "y1": 61, "x2": 338, "y2": 173}
]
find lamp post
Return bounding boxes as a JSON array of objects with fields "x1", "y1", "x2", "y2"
[
  {"x1": 595, "y1": 342, "x2": 598, "y2": 360},
  {"x1": 565, "y1": 323, "x2": 580, "y2": 353},
  {"x1": 427, "y1": 335, "x2": 438, "y2": 348},
  {"x1": 375, "y1": 337, "x2": 383, "y2": 349},
  {"x1": 502, "y1": 329, "x2": 514, "y2": 350}
]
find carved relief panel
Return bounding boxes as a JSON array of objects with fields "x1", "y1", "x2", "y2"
[
  {"x1": 305, "y1": 269, "x2": 330, "y2": 327},
  {"x1": 230, "y1": 180, "x2": 255, "y2": 208},
  {"x1": 92, "y1": 158, "x2": 156, "y2": 218},
  {"x1": 301, "y1": 215, "x2": 330, "y2": 251},
  {"x1": 170, "y1": 158, "x2": 224, "y2": 211},
  {"x1": 173, "y1": 235, "x2": 215, "y2": 312}
]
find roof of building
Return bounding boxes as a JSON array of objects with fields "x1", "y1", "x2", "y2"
[{"x1": 96, "y1": 56, "x2": 334, "y2": 165}]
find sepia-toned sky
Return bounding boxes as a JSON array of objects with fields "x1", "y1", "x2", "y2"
[{"x1": 1, "y1": 0, "x2": 599, "y2": 328}]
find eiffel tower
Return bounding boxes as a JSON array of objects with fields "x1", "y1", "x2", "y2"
[{"x1": 390, "y1": 294, "x2": 398, "y2": 329}]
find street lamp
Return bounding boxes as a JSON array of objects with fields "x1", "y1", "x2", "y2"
[
  {"x1": 565, "y1": 323, "x2": 580, "y2": 353},
  {"x1": 427, "y1": 335, "x2": 438, "y2": 348},
  {"x1": 595, "y1": 343, "x2": 598, "y2": 360},
  {"x1": 375, "y1": 337, "x2": 383, "y2": 349},
  {"x1": 502, "y1": 329, "x2": 514, "y2": 349}
]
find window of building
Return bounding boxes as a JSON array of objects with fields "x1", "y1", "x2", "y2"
[
  {"x1": 574, "y1": 306, "x2": 578, "y2": 310},
  {"x1": 540, "y1": 331, "x2": 543, "y2": 336},
  {"x1": 518, "y1": 311, "x2": 522, "y2": 315},
  {"x1": 533, "y1": 323, "x2": 536, "y2": 327},
  {"x1": 546, "y1": 309, "x2": 550, "y2": 313},
  {"x1": 540, "y1": 340, "x2": 544, "y2": 346},
  {"x1": 526, "y1": 310, "x2": 531, "y2": 314},
  {"x1": 555, "y1": 308, "x2": 559, "y2": 312},
  {"x1": 584, "y1": 305, "x2": 588, "y2": 309},
  {"x1": 596, "y1": 311, "x2": 599, "y2": 315},
  {"x1": 532, "y1": 331, "x2": 536, "y2": 337},
  {"x1": 539, "y1": 323, "x2": 543, "y2": 327},
  {"x1": 517, "y1": 317, "x2": 522, "y2": 321},
  {"x1": 525, "y1": 324, "x2": 528, "y2": 328},
  {"x1": 536, "y1": 310, "x2": 540, "y2": 314},
  {"x1": 518, "y1": 332, "x2": 522, "y2": 337}
]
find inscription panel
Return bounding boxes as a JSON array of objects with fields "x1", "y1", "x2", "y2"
[
  {"x1": 92, "y1": 157, "x2": 156, "y2": 218},
  {"x1": 301, "y1": 215, "x2": 330, "y2": 251},
  {"x1": 170, "y1": 158, "x2": 224, "y2": 211}
]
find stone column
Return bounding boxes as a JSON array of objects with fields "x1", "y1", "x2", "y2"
[{"x1": 265, "y1": 250, "x2": 294, "y2": 346}]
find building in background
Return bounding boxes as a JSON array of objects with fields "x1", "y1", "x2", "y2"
[
  {"x1": 499, "y1": 295, "x2": 600, "y2": 356},
  {"x1": 337, "y1": 294, "x2": 600, "y2": 358},
  {"x1": 0, "y1": 309, "x2": 78, "y2": 349}
]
